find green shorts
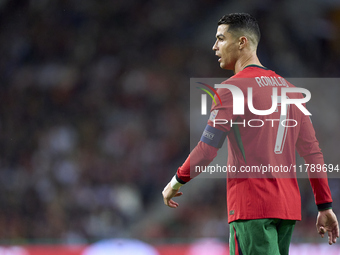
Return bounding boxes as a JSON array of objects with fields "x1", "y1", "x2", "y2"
[{"x1": 229, "y1": 219, "x2": 296, "y2": 255}]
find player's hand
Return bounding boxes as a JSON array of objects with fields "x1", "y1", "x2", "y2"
[
  {"x1": 162, "y1": 182, "x2": 183, "y2": 208},
  {"x1": 316, "y1": 209, "x2": 339, "y2": 245}
]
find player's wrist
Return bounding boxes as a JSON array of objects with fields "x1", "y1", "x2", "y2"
[
  {"x1": 170, "y1": 175, "x2": 184, "y2": 190},
  {"x1": 317, "y1": 202, "x2": 333, "y2": 211}
]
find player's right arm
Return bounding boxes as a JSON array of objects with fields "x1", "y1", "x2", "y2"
[
  {"x1": 163, "y1": 87, "x2": 232, "y2": 208},
  {"x1": 163, "y1": 134, "x2": 225, "y2": 208}
]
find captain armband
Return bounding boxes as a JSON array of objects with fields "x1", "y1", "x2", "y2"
[{"x1": 200, "y1": 124, "x2": 227, "y2": 148}]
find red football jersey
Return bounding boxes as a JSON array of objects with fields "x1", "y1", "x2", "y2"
[{"x1": 177, "y1": 65, "x2": 332, "y2": 223}]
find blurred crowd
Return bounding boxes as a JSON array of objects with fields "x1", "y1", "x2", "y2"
[{"x1": 0, "y1": 0, "x2": 340, "y2": 244}]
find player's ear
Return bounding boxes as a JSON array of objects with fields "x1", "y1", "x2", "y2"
[{"x1": 239, "y1": 36, "x2": 247, "y2": 49}]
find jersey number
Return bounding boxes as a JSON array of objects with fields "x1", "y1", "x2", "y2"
[{"x1": 274, "y1": 96, "x2": 289, "y2": 154}]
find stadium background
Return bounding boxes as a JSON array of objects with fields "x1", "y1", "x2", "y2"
[{"x1": 0, "y1": 0, "x2": 340, "y2": 254}]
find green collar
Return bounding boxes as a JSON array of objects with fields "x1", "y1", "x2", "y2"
[{"x1": 244, "y1": 64, "x2": 269, "y2": 70}]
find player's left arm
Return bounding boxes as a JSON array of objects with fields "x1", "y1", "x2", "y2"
[
  {"x1": 296, "y1": 113, "x2": 339, "y2": 243},
  {"x1": 295, "y1": 111, "x2": 332, "y2": 202}
]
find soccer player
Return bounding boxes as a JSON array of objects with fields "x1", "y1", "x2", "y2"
[{"x1": 162, "y1": 13, "x2": 339, "y2": 255}]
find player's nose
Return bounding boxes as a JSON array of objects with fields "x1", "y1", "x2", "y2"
[{"x1": 212, "y1": 40, "x2": 218, "y2": 51}]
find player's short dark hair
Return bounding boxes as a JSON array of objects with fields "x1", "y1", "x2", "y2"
[{"x1": 218, "y1": 13, "x2": 260, "y2": 45}]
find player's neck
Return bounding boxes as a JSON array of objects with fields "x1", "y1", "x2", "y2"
[{"x1": 234, "y1": 53, "x2": 263, "y2": 74}]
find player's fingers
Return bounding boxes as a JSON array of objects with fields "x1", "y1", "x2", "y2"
[
  {"x1": 328, "y1": 231, "x2": 333, "y2": 245},
  {"x1": 163, "y1": 197, "x2": 171, "y2": 207},
  {"x1": 332, "y1": 226, "x2": 339, "y2": 243},
  {"x1": 168, "y1": 199, "x2": 179, "y2": 208},
  {"x1": 332, "y1": 231, "x2": 337, "y2": 244},
  {"x1": 170, "y1": 199, "x2": 179, "y2": 206},
  {"x1": 318, "y1": 226, "x2": 325, "y2": 234},
  {"x1": 318, "y1": 226, "x2": 325, "y2": 238},
  {"x1": 335, "y1": 224, "x2": 340, "y2": 238},
  {"x1": 174, "y1": 192, "x2": 183, "y2": 197}
]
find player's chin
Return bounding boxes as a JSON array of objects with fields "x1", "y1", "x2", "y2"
[
  {"x1": 220, "y1": 63, "x2": 229, "y2": 70},
  {"x1": 219, "y1": 59, "x2": 229, "y2": 69},
  {"x1": 220, "y1": 61, "x2": 233, "y2": 70}
]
